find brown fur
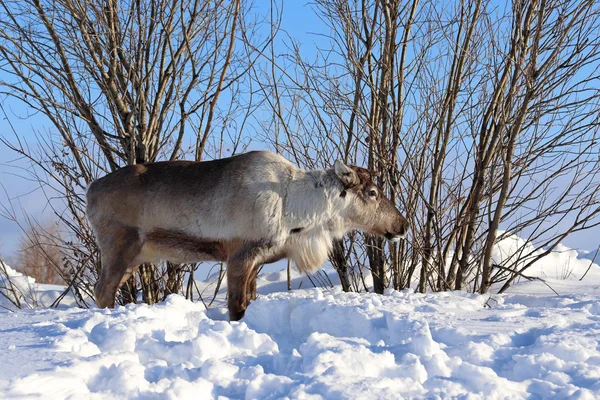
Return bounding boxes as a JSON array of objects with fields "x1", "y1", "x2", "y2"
[{"x1": 144, "y1": 229, "x2": 228, "y2": 262}]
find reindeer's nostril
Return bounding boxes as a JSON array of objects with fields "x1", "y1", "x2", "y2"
[{"x1": 397, "y1": 218, "x2": 408, "y2": 237}]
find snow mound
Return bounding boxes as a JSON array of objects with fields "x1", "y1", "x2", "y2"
[
  {"x1": 0, "y1": 261, "x2": 78, "y2": 310},
  {"x1": 2, "y1": 238, "x2": 600, "y2": 398},
  {"x1": 0, "y1": 262, "x2": 37, "y2": 310},
  {"x1": 493, "y1": 234, "x2": 600, "y2": 281},
  {"x1": 2, "y1": 288, "x2": 600, "y2": 399}
]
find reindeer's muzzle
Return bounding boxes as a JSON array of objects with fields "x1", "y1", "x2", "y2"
[{"x1": 384, "y1": 215, "x2": 409, "y2": 242}]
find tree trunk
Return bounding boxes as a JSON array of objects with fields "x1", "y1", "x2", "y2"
[{"x1": 331, "y1": 239, "x2": 352, "y2": 292}]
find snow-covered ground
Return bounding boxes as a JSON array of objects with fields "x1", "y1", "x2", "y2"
[{"x1": 1, "y1": 238, "x2": 600, "y2": 399}]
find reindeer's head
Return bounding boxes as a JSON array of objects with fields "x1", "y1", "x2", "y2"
[{"x1": 334, "y1": 160, "x2": 408, "y2": 242}]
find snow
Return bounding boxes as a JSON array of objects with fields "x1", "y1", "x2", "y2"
[
  {"x1": 0, "y1": 262, "x2": 78, "y2": 310},
  {"x1": 0, "y1": 262, "x2": 37, "y2": 310},
  {"x1": 1, "y1": 237, "x2": 600, "y2": 399}
]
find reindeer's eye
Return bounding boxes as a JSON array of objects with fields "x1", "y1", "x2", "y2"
[{"x1": 368, "y1": 189, "x2": 378, "y2": 198}]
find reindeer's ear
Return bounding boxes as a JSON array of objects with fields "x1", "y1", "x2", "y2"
[{"x1": 334, "y1": 160, "x2": 360, "y2": 188}]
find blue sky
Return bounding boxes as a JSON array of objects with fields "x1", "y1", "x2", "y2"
[{"x1": 1, "y1": 1, "x2": 599, "y2": 261}]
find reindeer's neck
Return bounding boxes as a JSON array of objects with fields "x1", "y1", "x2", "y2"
[
  {"x1": 281, "y1": 168, "x2": 345, "y2": 271},
  {"x1": 284, "y1": 168, "x2": 347, "y2": 237}
]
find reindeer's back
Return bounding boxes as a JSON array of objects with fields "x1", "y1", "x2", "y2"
[{"x1": 86, "y1": 151, "x2": 297, "y2": 240}]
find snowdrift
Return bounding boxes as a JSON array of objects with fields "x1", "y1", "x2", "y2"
[
  {"x1": 2, "y1": 288, "x2": 600, "y2": 399},
  {"x1": 0, "y1": 235, "x2": 599, "y2": 399},
  {"x1": 0, "y1": 262, "x2": 76, "y2": 310},
  {"x1": 0, "y1": 262, "x2": 37, "y2": 310}
]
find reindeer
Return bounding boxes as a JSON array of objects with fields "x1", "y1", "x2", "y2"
[{"x1": 86, "y1": 151, "x2": 408, "y2": 320}]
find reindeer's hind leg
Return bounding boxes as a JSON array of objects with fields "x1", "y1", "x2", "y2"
[{"x1": 94, "y1": 224, "x2": 143, "y2": 308}]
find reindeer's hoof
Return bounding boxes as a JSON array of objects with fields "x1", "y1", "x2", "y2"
[{"x1": 228, "y1": 308, "x2": 246, "y2": 322}]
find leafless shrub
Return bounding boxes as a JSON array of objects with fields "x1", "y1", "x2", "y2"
[
  {"x1": 255, "y1": 0, "x2": 600, "y2": 294},
  {"x1": 0, "y1": 0, "x2": 278, "y2": 306},
  {"x1": 1, "y1": 0, "x2": 598, "y2": 305},
  {"x1": 17, "y1": 222, "x2": 64, "y2": 285}
]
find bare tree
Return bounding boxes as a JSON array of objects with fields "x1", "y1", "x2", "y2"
[
  {"x1": 1, "y1": 0, "x2": 598, "y2": 305},
  {"x1": 0, "y1": 0, "x2": 276, "y2": 305},
  {"x1": 255, "y1": 0, "x2": 600, "y2": 294}
]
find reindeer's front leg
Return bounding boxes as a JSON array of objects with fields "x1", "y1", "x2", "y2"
[
  {"x1": 226, "y1": 241, "x2": 273, "y2": 321},
  {"x1": 226, "y1": 261, "x2": 250, "y2": 321}
]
